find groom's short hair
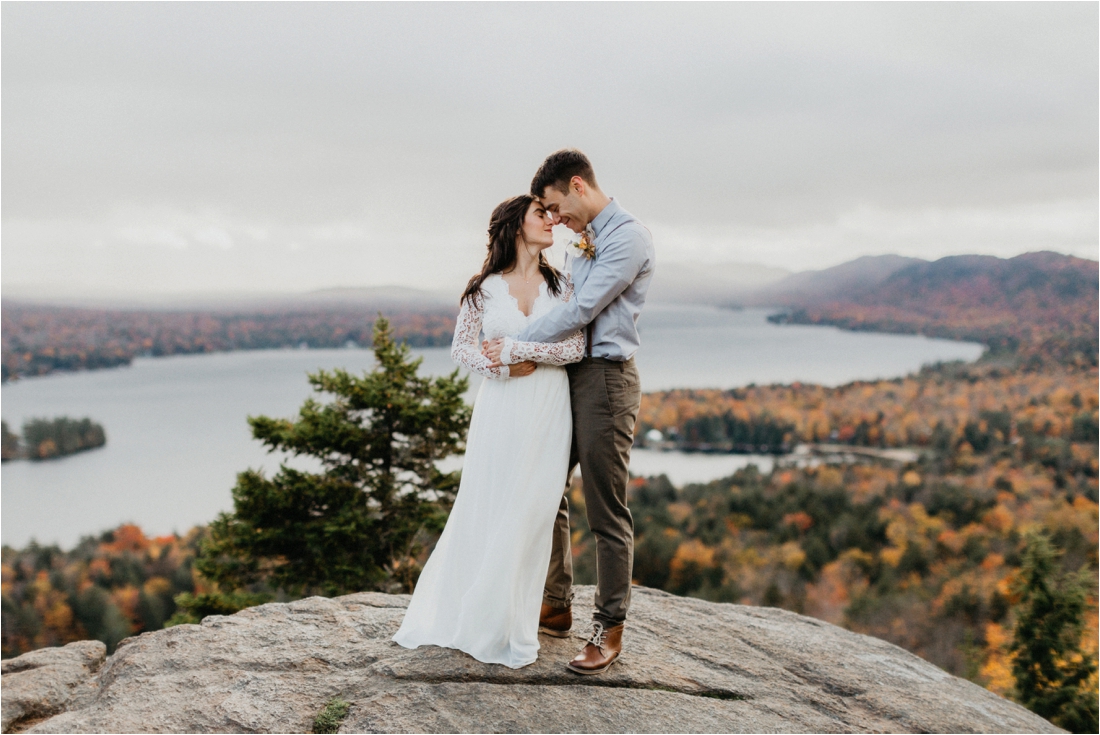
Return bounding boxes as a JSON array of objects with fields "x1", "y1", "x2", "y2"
[{"x1": 531, "y1": 149, "x2": 599, "y2": 197}]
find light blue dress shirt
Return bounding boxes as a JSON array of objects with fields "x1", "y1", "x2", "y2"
[{"x1": 506, "y1": 198, "x2": 655, "y2": 362}]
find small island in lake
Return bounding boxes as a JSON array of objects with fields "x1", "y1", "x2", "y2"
[{"x1": 1, "y1": 417, "x2": 107, "y2": 461}]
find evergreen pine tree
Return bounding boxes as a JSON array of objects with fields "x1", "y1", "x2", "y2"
[
  {"x1": 189, "y1": 316, "x2": 471, "y2": 608},
  {"x1": 1010, "y1": 532, "x2": 1098, "y2": 733}
]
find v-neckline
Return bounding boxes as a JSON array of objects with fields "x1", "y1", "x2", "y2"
[{"x1": 497, "y1": 273, "x2": 546, "y2": 318}]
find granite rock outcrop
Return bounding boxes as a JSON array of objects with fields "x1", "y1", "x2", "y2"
[{"x1": 1, "y1": 586, "x2": 1059, "y2": 733}]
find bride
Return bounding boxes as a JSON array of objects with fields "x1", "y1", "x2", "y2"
[{"x1": 392, "y1": 194, "x2": 584, "y2": 668}]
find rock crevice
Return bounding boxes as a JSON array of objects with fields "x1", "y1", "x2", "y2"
[{"x1": 1, "y1": 586, "x2": 1060, "y2": 733}]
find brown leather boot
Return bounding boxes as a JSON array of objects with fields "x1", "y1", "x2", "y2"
[
  {"x1": 566, "y1": 621, "x2": 623, "y2": 675},
  {"x1": 538, "y1": 603, "x2": 572, "y2": 638}
]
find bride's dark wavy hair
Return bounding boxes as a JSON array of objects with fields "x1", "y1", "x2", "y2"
[{"x1": 461, "y1": 194, "x2": 562, "y2": 306}]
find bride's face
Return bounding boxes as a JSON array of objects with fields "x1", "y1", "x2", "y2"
[{"x1": 520, "y1": 200, "x2": 555, "y2": 250}]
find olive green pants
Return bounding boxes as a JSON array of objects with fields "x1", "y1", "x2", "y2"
[{"x1": 543, "y1": 357, "x2": 641, "y2": 627}]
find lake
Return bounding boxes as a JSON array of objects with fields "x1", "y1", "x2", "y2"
[{"x1": 0, "y1": 306, "x2": 983, "y2": 548}]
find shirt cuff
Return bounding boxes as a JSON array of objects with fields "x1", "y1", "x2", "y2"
[{"x1": 500, "y1": 336, "x2": 517, "y2": 365}]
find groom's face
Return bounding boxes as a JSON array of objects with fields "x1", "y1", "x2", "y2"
[{"x1": 538, "y1": 182, "x2": 586, "y2": 233}]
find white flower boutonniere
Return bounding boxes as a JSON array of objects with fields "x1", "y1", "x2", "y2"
[{"x1": 566, "y1": 230, "x2": 596, "y2": 260}]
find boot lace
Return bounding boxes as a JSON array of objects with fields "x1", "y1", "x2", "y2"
[{"x1": 586, "y1": 622, "x2": 607, "y2": 649}]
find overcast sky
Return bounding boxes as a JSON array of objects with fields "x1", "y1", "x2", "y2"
[{"x1": 2, "y1": 1, "x2": 1097, "y2": 298}]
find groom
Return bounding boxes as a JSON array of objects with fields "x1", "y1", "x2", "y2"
[{"x1": 483, "y1": 148, "x2": 655, "y2": 674}]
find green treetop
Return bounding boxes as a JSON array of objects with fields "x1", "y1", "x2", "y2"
[
  {"x1": 1010, "y1": 531, "x2": 1098, "y2": 733},
  {"x1": 192, "y1": 316, "x2": 471, "y2": 602}
]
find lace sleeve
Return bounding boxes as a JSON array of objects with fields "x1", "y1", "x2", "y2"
[
  {"x1": 451, "y1": 294, "x2": 509, "y2": 379},
  {"x1": 500, "y1": 278, "x2": 585, "y2": 366}
]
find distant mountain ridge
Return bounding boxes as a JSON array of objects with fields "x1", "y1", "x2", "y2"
[
  {"x1": 772, "y1": 250, "x2": 1098, "y2": 365},
  {"x1": 644, "y1": 261, "x2": 791, "y2": 305},
  {"x1": 294, "y1": 285, "x2": 456, "y2": 309},
  {"x1": 640, "y1": 255, "x2": 923, "y2": 307},
  {"x1": 0, "y1": 285, "x2": 456, "y2": 312},
  {"x1": 745, "y1": 254, "x2": 925, "y2": 307}
]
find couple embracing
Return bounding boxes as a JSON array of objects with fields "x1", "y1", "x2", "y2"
[{"x1": 393, "y1": 149, "x2": 655, "y2": 674}]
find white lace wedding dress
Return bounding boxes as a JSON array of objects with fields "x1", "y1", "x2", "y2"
[{"x1": 392, "y1": 273, "x2": 585, "y2": 668}]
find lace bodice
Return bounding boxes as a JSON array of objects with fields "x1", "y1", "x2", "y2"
[{"x1": 451, "y1": 274, "x2": 585, "y2": 379}]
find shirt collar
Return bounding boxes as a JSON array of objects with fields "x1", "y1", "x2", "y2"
[{"x1": 588, "y1": 197, "x2": 619, "y2": 239}]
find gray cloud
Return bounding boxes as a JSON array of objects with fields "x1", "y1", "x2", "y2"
[{"x1": 2, "y1": 2, "x2": 1096, "y2": 297}]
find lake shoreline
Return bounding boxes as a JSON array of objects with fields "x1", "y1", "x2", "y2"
[
  {"x1": 1, "y1": 304, "x2": 989, "y2": 387},
  {"x1": 1, "y1": 306, "x2": 985, "y2": 549}
]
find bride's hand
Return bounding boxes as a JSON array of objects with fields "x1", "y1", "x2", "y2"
[
  {"x1": 481, "y1": 338, "x2": 505, "y2": 363},
  {"x1": 508, "y1": 360, "x2": 537, "y2": 377}
]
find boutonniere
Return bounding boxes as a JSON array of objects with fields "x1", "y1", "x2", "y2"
[{"x1": 566, "y1": 230, "x2": 596, "y2": 260}]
